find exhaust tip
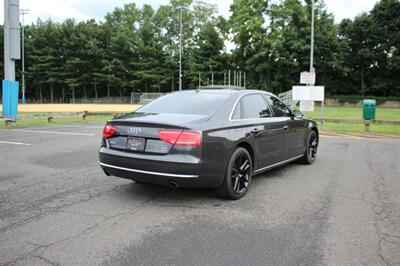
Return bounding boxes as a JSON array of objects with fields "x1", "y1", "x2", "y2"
[{"x1": 168, "y1": 180, "x2": 179, "y2": 189}]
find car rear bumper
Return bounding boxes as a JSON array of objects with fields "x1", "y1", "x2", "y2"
[{"x1": 98, "y1": 147, "x2": 223, "y2": 188}]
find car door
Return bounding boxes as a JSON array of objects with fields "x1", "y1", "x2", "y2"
[
  {"x1": 265, "y1": 95, "x2": 307, "y2": 159},
  {"x1": 237, "y1": 94, "x2": 286, "y2": 169}
]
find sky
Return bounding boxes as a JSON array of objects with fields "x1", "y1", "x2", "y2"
[{"x1": 1, "y1": 0, "x2": 379, "y2": 25}]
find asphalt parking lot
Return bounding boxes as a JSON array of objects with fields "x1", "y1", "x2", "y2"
[{"x1": 0, "y1": 124, "x2": 399, "y2": 266}]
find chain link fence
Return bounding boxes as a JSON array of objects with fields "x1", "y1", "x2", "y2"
[
  {"x1": 68, "y1": 97, "x2": 131, "y2": 104},
  {"x1": 65, "y1": 93, "x2": 165, "y2": 104},
  {"x1": 131, "y1": 93, "x2": 164, "y2": 104}
]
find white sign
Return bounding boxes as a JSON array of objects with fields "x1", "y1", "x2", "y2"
[
  {"x1": 300, "y1": 72, "x2": 316, "y2": 85},
  {"x1": 292, "y1": 86, "x2": 325, "y2": 101},
  {"x1": 300, "y1": 100, "x2": 315, "y2": 112}
]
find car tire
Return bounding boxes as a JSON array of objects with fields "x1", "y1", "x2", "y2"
[
  {"x1": 216, "y1": 147, "x2": 253, "y2": 200},
  {"x1": 299, "y1": 130, "x2": 318, "y2": 164}
]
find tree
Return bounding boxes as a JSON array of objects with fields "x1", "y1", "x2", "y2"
[
  {"x1": 131, "y1": 5, "x2": 170, "y2": 93},
  {"x1": 8, "y1": 0, "x2": 398, "y2": 102},
  {"x1": 188, "y1": 21, "x2": 225, "y2": 88},
  {"x1": 229, "y1": 0, "x2": 268, "y2": 89}
]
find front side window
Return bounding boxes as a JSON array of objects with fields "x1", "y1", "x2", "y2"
[
  {"x1": 241, "y1": 94, "x2": 272, "y2": 119},
  {"x1": 266, "y1": 95, "x2": 292, "y2": 117}
]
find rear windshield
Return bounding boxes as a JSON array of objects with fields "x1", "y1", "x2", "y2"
[{"x1": 137, "y1": 92, "x2": 230, "y2": 115}]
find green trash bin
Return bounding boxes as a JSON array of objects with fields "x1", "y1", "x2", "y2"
[{"x1": 363, "y1": 99, "x2": 376, "y2": 120}]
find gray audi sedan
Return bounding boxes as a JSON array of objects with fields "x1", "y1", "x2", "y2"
[{"x1": 99, "y1": 87, "x2": 319, "y2": 199}]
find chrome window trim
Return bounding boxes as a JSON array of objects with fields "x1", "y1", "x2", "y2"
[{"x1": 99, "y1": 162, "x2": 199, "y2": 178}]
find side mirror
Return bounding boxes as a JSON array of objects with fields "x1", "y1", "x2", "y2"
[{"x1": 293, "y1": 110, "x2": 303, "y2": 118}]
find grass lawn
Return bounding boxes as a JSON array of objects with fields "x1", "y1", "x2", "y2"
[
  {"x1": 320, "y1": 122, "x2": 400, "y2": 135},
  {"x1": 305, "y1": 106, "x2": 400, "y2": 121},
  {"x1": 0, "y1": 115, "x2": 112, "y2": 129}
]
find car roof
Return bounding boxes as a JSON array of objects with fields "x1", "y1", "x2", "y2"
[{"x1": 176, "y1": 88, "x2": 275, "y2": 97}]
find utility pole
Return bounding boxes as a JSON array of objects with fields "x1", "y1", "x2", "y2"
[
  {"x1": 179, "y1": 7, "x2": 183, "y2": 91},
  {"x1": 228, "y1": 70, "x2": 231, "y2": 86},
  {"x1": 3, "y1": 0, "x2": 20, "y2": 120},
  {"x1": 4, "y1": 0, "x2": 19, "y2": 81},
  {"x1": 20, "y1": 9, "x2": 29, "y2": 104},
  {"x1": 244, "y1": 72, "x2": 246, "y2": 89}
]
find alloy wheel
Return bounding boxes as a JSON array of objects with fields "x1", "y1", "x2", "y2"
[
  {"x1": 231, "y1": 154, "x2": 251, "y2": 194},
  {"x1": 308, "y1": 134, "x2": 318, "y2": 160}
]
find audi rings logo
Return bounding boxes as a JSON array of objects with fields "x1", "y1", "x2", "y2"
[{"x1": 128, "y1": 127, "x2": 142, "y2": 136}]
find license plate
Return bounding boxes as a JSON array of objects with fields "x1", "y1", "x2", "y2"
[
  {"x1": 127, "y1": 137, "x2": 145, "y2": 151},
  {"x1": 109, "y1": 136, "x2": 127, "y2": 150}
]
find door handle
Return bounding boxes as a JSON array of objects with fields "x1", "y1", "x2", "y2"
[{"x1": 283, "y1": 125, "x2": 289, "y2": 131}]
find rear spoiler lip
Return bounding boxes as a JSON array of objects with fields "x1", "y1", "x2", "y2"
[
  {"x1": 108, "y1": 114, "x2": 210, "y2": 129},
  {"x1": 108, "y1": 120, "x2": 190, "y2": 130}
]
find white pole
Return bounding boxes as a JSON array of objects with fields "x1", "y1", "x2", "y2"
[
  {"x1": 20, "y1": 9, "x2": 29, "y2": 104},
  {"x1": 228, "y1": 70, "x2": 231, "y2": 86},
  {"x1": 224, "y1": 72, "x2": 226, "y2": 85},
  {"x1": 198, "y1": 72, "x2": 201, "y2": 89},
  {"x1": 179, "y1": 8, "x2": 183, "y2": 91},
  {"x1": 309, "y1": 0, "x2": 323, "y2": 126},
  {"x1": 310, "y1": 0, "x2": 315, "y2": 73},
  {"x1": 244, "y1": 72, "x2": 246, "y2": 89}
]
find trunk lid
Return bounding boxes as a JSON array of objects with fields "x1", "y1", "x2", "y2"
[{"x1": 105, "y1": 113, "x2": 208, "y2": 154}]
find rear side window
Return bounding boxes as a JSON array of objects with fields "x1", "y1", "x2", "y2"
[
  {"x1": 266, "y1": 95, "x2": 292, "y2": 117},
  {"x1": 232, "y1": 102, "x2": 242, "y2": 119},
  {"x1": 137, "y1": 92, "x2": 230, "y2": 115},
  {"x1": 241, "y1": 94, "x2": 272, "y2": 119}
]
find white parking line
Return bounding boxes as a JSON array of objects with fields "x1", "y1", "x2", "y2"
[
  {"x1": 57, "y1": 125, "x2": 104, "y2": 129},
  {"x1": 1, "y1": 129, "x2": 94, "y2": 136},
  {"x1": 0, "y1": 140, "x2": 31, "y2": 146}
]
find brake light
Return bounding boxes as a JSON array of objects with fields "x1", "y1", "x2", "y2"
[
  {"x1": 158, "y1": 130, "x2": 201, "y2": 146},
  {"x1": 103, "y1": 125, "x2": 117, "y2": 138}
]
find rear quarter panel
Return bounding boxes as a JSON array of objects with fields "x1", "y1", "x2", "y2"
[{"x1": 200, "y1": 124, "x2": 251, "y2": 186}]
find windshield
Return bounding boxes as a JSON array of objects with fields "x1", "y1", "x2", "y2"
[{"x1": 137, "y1": 91, "x2": 230, "y2": 115}]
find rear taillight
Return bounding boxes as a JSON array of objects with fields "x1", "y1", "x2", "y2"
[
  {"x1": 158, "y1": 130, "x2": 201, "y2": 147},
  {"x1": 103, "y1": 125, "x2": 117, "y2": 138}
]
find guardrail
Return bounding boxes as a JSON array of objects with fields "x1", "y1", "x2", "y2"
[
  {"x1": 1, "y1": 111, "x2": 126, "y2": 126},
  {"x1": 313, "y1": 118, "x2": 400, "y2": 125},
  {"x1": 0, "y1": 116, "x2": 16, "y2": 126}
]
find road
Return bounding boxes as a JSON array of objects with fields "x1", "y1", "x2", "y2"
[{"x1": 0, "y1": 124, "x2": 399, "y2": 266}]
